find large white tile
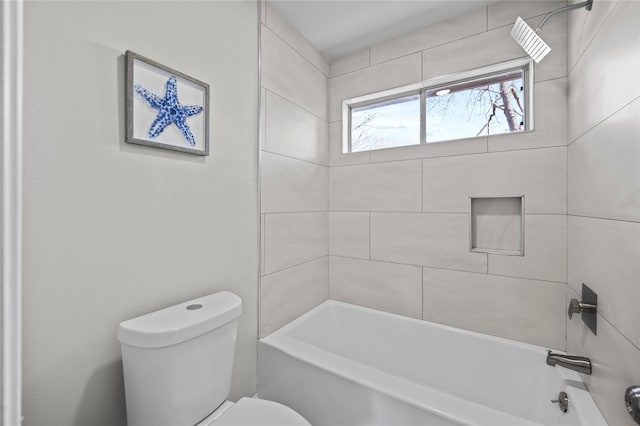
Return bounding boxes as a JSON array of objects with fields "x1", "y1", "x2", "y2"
[
  {"x1": 260, "y1": 213, "x2": 265, "y2": 276},
  {"x1": 370, "y1": 136, "x2": 487, "y2": 163},
  {"x1": 423, "y1": 267, "x2": 566, "y2": 349},
  {"x1": 568, "y1": 215, "x2": 640, "y2": 349},
  {"x1": 264, "y1": 212, "x2": 328, "y2": 274},
  {"x1": 329, "y1": 212, "x2": 369, "y2": 259},
  {"x1": 568, "y1": 1, "x2": 640, "y2": 141},
  {"x1": 568, "y1": 0, "x2": 619, "y2": 73},
  {"x1": 489, "y1": 214, "x2": 567, "y2": 283},
  {"x1": 260, "y1": 257, "x2": 327, "y2": 337},
  {"x1": 329, "y1": 121, "x2": 370, "y2": 166},
  {"x1": 262, "y1": 26, "x2": 328, "y2": 120},
  {"x1": 422, "y1": 15, "x2": 566, "y2": 83},
  {"x1": 329, "y1": 256, "x2": 422, "y2": 318},
  {"x1": 472, "y1": 197, "x2": 523, "y2": 253},
  {"x1": 488, "y1": 78, "x2": 568, "y2": 152},
  {"x1": 488, "y1": 0, "x2": 567, "y2": 30},
  {"x1": 422, "y1": 147, "x2": 567, "y2": 214},
  {"x1": 370, "y1": 213, "x2": 488, "y2": 273},
  {"x1": 260, "y1": 87, "x2": 266, "y2": 151},
  {"x1": 265, "y1": 91, "x2": 328, "y2": 165},
  {"x1": 265, "y1": 3, "x2": 329, "y2": 76},
  {"x1": 329, "y1": 160, "x2": 422, "y2": 212},
  {"x1": 568, "y1": 98, "x2": 640, "y2": 222},
  {"x1": 567, "y1": 285, "x2": 640, "y2": 426},
  {"x1": 261, "y1": 152, "x2": 327, "y2": 213},
  {"x1": 329, "y1": 53, "x2": 422, "y2": 122},
  {"x1": 370, "y1": 7, "x2": 487, "y2": 65},
  {"x1": 330, "y1": 49, "x2": 370, "y2": 78}
]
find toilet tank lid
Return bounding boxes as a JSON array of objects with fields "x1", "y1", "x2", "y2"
[{"x1": 117, "y1": 291, "x2": 242, "y2": 348}]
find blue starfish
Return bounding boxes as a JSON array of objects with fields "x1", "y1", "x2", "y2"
[{"x1": 134, "y1": 75, "x2": 203, "y2": 146}]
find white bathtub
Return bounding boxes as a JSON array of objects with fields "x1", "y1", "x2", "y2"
[{"x1": 258, "y1": 300, "x2": 607, "y2": 426}]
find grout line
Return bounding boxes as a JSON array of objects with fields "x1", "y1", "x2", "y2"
[
  {"x1": 329, "y1": 144, "x2": 567, "y2": 169},
  {"x1": 568, "y1": 213, "x2": 640, "y2": 225},
  {"x1": 264, "y1": 87, "x2": 328, "y2": 127},
  {"x1": 263, "y1": 150, "x2": 327, "y2": 167},
  {"x1": 597, "y1": 311, "x2": 640, "y2": 353},
  {"x1": 264, "y1": 210, "x2": 329, "y2": 215},
  {"x1": 327, "y1": 210, "x2": 568, "y2": 216},
  {"x1": 567, "y1": 95, "x2": 640, "y2": 146},
  {"x1": 263, "y1": 23, "x2": 329, "y2": 78},
  {"x1": 262, "y1": 255, "x2": 328, "y2": 278},
  {"x1": 567, "y1": 0, "x2": 621, "y2": 76},
  {"x1": 330, "y1": 255, "x2": 567, "y2": 285},
  {"x1": 368, "y1": 212, "x2": 371, "y2": 260}
]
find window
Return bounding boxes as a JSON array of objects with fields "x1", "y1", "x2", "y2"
[{"x1": 343, "y1": 58, "x2": 533, "y2": 153}]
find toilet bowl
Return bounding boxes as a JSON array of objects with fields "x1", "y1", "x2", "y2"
[
  {"x1": 199, "y1": 398, "x2": 310, "y2": 426},
  {"x1": 117, "y1": 291, "x2": 309, "y2": 426}
]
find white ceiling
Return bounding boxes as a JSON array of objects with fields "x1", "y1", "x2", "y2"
[{"x1": 268, "y1": 1, "x2": 495, "y2": 60}]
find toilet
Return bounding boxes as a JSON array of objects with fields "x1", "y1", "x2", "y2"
[{"x1": 117, "y1": 291, "x2": 310, "y2": 426}]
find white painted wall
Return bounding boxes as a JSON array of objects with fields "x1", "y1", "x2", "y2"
[
  {"x1": 567, "y1": 1, "x2": 640, "y2": 424},
  {"x1": 22, "y1": 2, "x2": 259, "y2": 425}
]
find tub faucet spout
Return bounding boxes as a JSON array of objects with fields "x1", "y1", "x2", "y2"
[{"x1": 546, "y1": 350, "x2": 592, "y2": 375}]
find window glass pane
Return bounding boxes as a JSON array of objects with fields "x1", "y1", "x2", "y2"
[
  {"x1": 350, "y1": 94, "x2": 420, "y2": 152},
  {"x1": 425, "y1": 70, "x2": 525, "y2": 143}
]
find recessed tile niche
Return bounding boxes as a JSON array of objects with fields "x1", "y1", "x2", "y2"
[{"x1": 470, "y1": 196, "x2": 524, "y2": 256}]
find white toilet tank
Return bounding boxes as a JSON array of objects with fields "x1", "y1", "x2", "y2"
[{"x1": 117, "y1": 291, "x2": 242, "y2": 426}]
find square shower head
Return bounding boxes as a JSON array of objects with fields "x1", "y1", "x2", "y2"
[{"x1": 510, "y1": 16, "x2": 551, "y2": 63}]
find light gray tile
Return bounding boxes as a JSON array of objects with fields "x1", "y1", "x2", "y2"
[
  {"x1": 568, "y1": 215, "x2": 640, "y2": 349},
  {"x1": 329, "y1": 212, "x2": 369, "y2": 259},
  {"x1": 329, "y1": 256, "x2": 422, "y2": 318},
  {"x1": 265, "y1": 91, "x2": 328, "y2": 165},
  {"x1": 260, "y1": 213, "x2": 265, "y2": 276},
  {"x1": 422, "y1": 147, "x2": 567, "y2": 214},
  {"x1": 370, "y1": 7, "x2": 487, "y2": 65},
  {"x1": 329, "y1": 53, "x2": 422, "y2": 122},
  {"x1": 260, "y1": 257, "x2": 328, "y2": 337},
  {"x1": 260, "y1": 0, "x2": 265, "y2": 24},
  {"x1": 329, "y1": 160, "x2": 422, "y2": 212},
  {"x1": 330, "y1": 49, "x2": 370, "y2": 78},
  {"x1": 567, "y1": 285, "x2": 640, "y2": 426},
  {"x1": 488, "y1": 78, "x2": 568, "y2": 152},
  {"x1": 329, "y1": 121, "x2": 370, "y2": 166},
  {"x1": 265, "y1": 3, "x2": 329, "y2": 76},
  {"x1": 262, "y1": 26, "x2": 328, "y2": 120},
  {"x1": 489, "y1": 214, "x2": 567, "y2": 283},
  {"x1": 488, "y1": 0, "x2": 567, "y2": 30},
  {"x1": 264, "y1": 212, "x2": 328, "y2": 274},
  {"x1": 422, "y1": 15, "x2": 566, "y2": 83},
  {"x1": 568, "y1": 0, "x2": 619, "y2": 73},
  {"x1": 423, "y1": 267, "x2": 566, "y2": 349},
  {"x1": 260, "y1": 87, "x2": 266, "y2": 151},
  {"x1": 568, "y1": 98, "x2": 640, "y2": 222},
  {"x1": 422, "y1": 25, "x2": 519, "y2": 81},
  {"x1": 568, "y1": 1, "x2": 640, "y2": 141},
  {"x1": 370, "y1": 136, "x2": 487, "y2": 163},
  {"x1": 371, "y1": 213, "x2": 488, "y2": 273},
  {"x1": 261, "y1": 152, "x2": 327, "y2": 213},
  {"x1": 472, "y1": 197, "x2": 522, "y2": 253}
]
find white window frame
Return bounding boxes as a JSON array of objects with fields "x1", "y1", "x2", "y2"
[{"x1": 342, "y1": 57, "x2": 534, "y2": 153}]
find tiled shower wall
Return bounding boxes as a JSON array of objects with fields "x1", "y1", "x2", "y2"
[
  {"x1": 259, "y1": 4, "x2": 330, "y2": 337},
  {"x1": 327, "y1": 1, "x2": 569, "y2": 350},
  {"x1": 566, "y1": 1, "x2": 640, "y2": 424}
]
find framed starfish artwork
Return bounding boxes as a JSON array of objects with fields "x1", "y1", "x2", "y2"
[{"x1": 125, "y1": 51, "x2": 210, "y2": 156}]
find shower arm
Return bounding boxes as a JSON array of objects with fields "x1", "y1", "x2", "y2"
[{"x1": 535, "y1": 0, "x2": 593, "y2": 31}]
